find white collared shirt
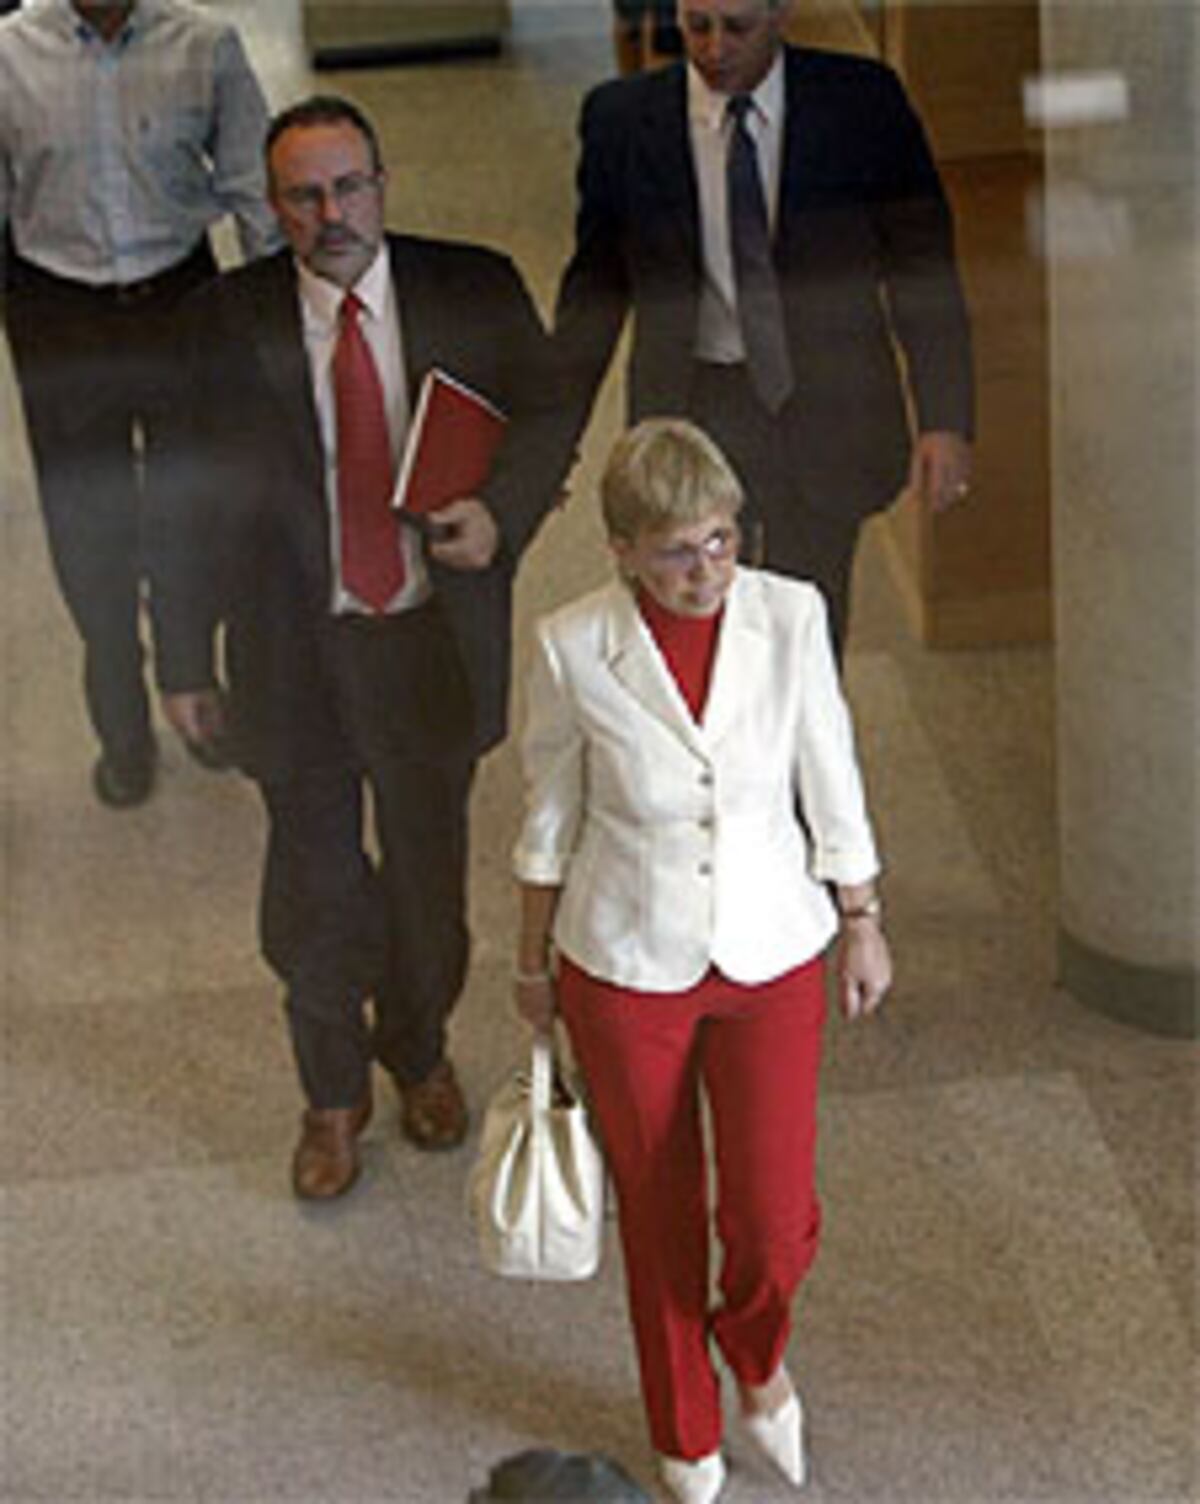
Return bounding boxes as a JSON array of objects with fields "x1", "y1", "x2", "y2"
[
  {"x1": 0, "y1": 0, "x2": 278, "y2": 285},
  {"x1": 687, "y1": 53, "x2": 786, "y2": 364},
  {"x1": 296, "y1": 244, "x2": 431, "y2": 615}
]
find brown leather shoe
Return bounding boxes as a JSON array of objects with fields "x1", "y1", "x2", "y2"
[
  {"x1": 398, "y1": 1059, "x2": 468, "y2": 1151},
  {"x1": 291, "y1": 1095, "x2": 372, "y2": 1201}
]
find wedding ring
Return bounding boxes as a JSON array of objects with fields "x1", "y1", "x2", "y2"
[{"x1": 954, "y1": 481, "x2": 971, "y2": 500}]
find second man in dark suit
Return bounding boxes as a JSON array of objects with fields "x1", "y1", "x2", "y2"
[
  {"x1": 147, "y1": 96, "x2": 570, "y2": 1201},
  {"x1": 556, "y1": 0, "x2": 975, "y2": 655}
]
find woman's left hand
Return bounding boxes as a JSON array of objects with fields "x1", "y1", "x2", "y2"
[
  {"x1": 837, "y1": 920, "x2": 893, "y2": 1020},
  {"x1": 513, "y1": 970, "x2": 559, "y2": 1035}
]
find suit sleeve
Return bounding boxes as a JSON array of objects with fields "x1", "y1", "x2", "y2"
[
  {"x1": 144, "y1": 285, "x2": 229, "y2": 694},
  {"x1": 512, "y1": 622, "x2": 586, "y2": 886},
  {"x1": 552, "y1": 85, "x2": 635, "y2": 450},
  {"x1": 870, "y1": 67, "x2": 975, "y2": 440},
  {"x1": 478, "y1": 254, "x2": 579, "y2": 563},
  {"x1": 791, "y1": 592, "x2": 881, "y2": 885}
]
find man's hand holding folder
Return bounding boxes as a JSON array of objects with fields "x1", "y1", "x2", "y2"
[{"x1": 393, "y1": 368, "x2": 509, "y2": 571}]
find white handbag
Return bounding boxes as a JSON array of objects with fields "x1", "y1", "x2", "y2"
[{"x1": 468, "y1": 1036, "x2": 604, "y2": 1281}]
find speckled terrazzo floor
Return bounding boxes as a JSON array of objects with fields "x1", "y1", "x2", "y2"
[{"x1": 0, "y1": 3, "x2": 1194, "y2": 1501}]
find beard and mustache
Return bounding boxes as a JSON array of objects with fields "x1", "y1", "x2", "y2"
[{"x1": 316, "y1": 225, "x2": 369, "y2": 256}]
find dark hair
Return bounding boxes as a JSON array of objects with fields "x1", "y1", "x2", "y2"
[{"x1": 265, "y1": 95, "x2": 383, "y2": 174}]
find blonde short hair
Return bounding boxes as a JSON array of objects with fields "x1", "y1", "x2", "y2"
[{"x1": 600, "y1": 418, "x2": 744, "y2": 541}]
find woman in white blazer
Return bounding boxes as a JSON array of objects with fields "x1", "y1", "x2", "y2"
[{"x1": 512, "y1": 420, "x2": 891, "y2": 1504}]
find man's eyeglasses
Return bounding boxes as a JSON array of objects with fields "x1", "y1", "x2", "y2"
[
  {"x1": 277, "y1": 172, "x2": 381, "y2": 216},
  {"x1": 650, "y1": 524, "x2": 739, "y2": 573}
]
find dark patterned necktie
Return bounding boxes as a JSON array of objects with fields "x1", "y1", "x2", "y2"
[
  {"x1": 727, "y1": 94, "x2": 794, "y2": 414},
  {"x1": 333, "y1": 290, "x2": 405, "y2": 611}
]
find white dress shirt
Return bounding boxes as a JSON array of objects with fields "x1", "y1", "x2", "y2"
[
  {"x1": 296, "y1": 245, "x2": 431, "y2": 616},
  {"x1": 0, "y1": 0, "x2": 278, "y2": 285},
  {"x1": 514, "y1": 570, "x2": 880, "y2": 991},
  {"x1": 688, "y1": 53, "x2": 786, "y2": 364}
]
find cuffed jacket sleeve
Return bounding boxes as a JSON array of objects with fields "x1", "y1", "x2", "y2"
[
  {"x1": 792, "y1": 592, "x2": 880, "y2": 886},
  {"x1": 512, "y1": 622, "x2": 586, "y2": 886}
]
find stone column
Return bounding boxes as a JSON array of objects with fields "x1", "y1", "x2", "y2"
[{"x1": 1040, "y1": 1, "x2": 1197, "y2": 1035}]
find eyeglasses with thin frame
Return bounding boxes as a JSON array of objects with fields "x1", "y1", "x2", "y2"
[
  {"x1": 277, "y1": 171, "x2": 381, "y2": 216},
  {"x1": 649, "y1": 523, "x2": 740, "y2": 573}
]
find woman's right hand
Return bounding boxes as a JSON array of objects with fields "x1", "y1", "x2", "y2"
[{"x1": 513, "y1": 970, "x2": 558, "y2": 1034}]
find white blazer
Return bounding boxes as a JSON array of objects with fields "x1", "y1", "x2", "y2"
[{"x1": 513, "y1": 570, "x2": 880, "y2": 992}]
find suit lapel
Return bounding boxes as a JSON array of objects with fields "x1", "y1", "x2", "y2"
[
  {"x1": 635, "y1": 67, "x2": 701, "y2": 270},
  {"x1": 604, "y1": 583, "x2": 709, "y2": 760},
  {"x1": 701, "y1": 572, "x2": 770, "y2": 747},
  {"x1": 777, "y1": 47, "x2": 823, "y2": 257},
  {"x1": 387, "y1": 235, "x2": 434, "y2": 394},
  {"x1": 247, "y1": 255, "x2": 324, "y2": 489},
  {"x1": 603, "y1": 574, "x2": 769, "y2": 756}
]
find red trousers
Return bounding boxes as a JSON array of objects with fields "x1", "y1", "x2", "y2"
[{"x1": 557, "y1": 955, "x2": 827, "y2": 1460}]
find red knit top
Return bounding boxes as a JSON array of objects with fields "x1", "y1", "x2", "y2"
[{"x1": 636, "y1": 586, "x2": 724, "y2": 722}]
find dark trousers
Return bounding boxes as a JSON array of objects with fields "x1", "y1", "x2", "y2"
[
  {"x1": 257, "y1": 604, "x2": 476, "y2": 1109},
  {"x1": 5, "y1": 244, "x2": 216, "y2": 766},
  {"x1": 687, "y1": 362, "x2": 860, "y2": 661}
]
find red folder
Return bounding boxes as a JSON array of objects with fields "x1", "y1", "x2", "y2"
[{"x1": 392, "y1": 367, "x2": 508, "y2": 521}]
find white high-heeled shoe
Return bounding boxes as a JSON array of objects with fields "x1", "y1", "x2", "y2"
[
  {"x1": 741, "y1": 1380, "x2": 806, "y2": 1488},
  {"x1": 657, "y1": 1449, "x2": 727, "y2": 1504}
]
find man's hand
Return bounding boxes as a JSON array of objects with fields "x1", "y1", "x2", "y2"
[
  {"x1": 427, "y1": 497, "x2": 500, "y2": 571},
  {"x1": 908, "y1": 431, "x2": 973, "y2": 513},
  {"x1": 163, "y1": 688, "x2": 225, "y2": 750}
]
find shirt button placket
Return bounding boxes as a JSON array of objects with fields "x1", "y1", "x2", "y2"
[{"x1": 698, "y1": 768, "x2": 714, "y2": 875}]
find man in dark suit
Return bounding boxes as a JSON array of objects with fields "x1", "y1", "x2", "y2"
[
  {"x1": 147, "y1": 96, "x2": 569, "y2": 1201},
  {"x1": 556, "y1": 0, "x2": 974, "y2": 654}
]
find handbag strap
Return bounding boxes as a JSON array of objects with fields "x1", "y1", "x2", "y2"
[{"x1": 530, "y1": 1035, "x2": 555, "y2": 1113}]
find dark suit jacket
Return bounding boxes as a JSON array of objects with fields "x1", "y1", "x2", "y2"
[
  {"x1": 555, "y1": 45, "x2": 974, "y2": 522},
  {"x1": 148, "y1": 234, "x2": 569, "y2": 777}
]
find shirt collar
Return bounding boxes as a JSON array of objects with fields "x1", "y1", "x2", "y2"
[
  {"x1": 687, "y1": 50, "x2": 785, "y2": 133},
  {"x1": 58, "y1": 1, "x2": 148, "y2": 46},
  {"x1": 296, "y1": 241, "x2": 391, "y2": 330}
]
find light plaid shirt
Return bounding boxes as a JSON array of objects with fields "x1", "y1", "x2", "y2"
[{"x1": 0, "y1": 0, "x2": 278, "y2": 285}]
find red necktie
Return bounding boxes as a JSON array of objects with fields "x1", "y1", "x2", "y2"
[{"x1": 333, "y1": 290, "x2": 405, "y2": 611}]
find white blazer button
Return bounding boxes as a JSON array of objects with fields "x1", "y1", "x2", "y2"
[{"x1": 698, "y1": 861, "x2": 712, "y2": 875}]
